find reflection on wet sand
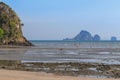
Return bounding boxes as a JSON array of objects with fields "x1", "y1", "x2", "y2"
[
  {"x1": 0, "y1": 48, "x2": 27, "y2": 60},
  {"x1": 21, "y1": 47, "x2": 120, "y2": 64}
]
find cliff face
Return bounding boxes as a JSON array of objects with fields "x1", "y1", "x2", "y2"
[{"x1": 0, "y1": 2, "x2": 32, "y2": 46}]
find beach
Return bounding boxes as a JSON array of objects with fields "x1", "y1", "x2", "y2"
[
  {"x1": 0, "y1": 69, "x2": 119, "y2": 80},
  {"x1": 1, "y1": 41, "x2": 120, "y2": 78}
]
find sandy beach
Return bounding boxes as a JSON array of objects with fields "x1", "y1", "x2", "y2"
[{"x1": 0, "y1": 69, "x2": 119, "y2": 80}]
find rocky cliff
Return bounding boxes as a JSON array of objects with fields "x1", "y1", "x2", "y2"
[
  {"x1": 111, "y1": 36, "x2": 117, "y2": 41},
  {"x1": 0, "y1": 2, "x2": 32, "y2": 46},
  {"x1": 93, "y1": 34, "x2": 101, "y2": 41},
  {"x1": 73, "y1": 30, "x2": 93, "y2": 41},
  {"x1": 64, "y1": 30, "x2": 101, "y2": 41}
]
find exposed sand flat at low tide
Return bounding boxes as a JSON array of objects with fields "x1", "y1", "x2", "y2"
[{"x1": 0, "y1": 69, "x2": 119, "y2": 80}]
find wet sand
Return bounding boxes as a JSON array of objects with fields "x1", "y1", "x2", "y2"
[
  {"x1": 1, "y1": 47, "x2": 120, "y2": 78},
  {"x1": 0, "y1": 69, "x2": 119, "y2": 80}
]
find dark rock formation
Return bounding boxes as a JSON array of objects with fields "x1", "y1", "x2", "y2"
[
  {"x1": 93, "y1": 34, "x2": 101, "y2": 41},
  {"x1": 73, "y1": 30, "x2": 93, "y2": 41},
  {"x1": 64, "y1": 30, "x2": 102, "y2": 41},
  {"x1": 0, "y1": 2, "x2": 32, "y2": 46},
  {"x1": 111, "y1": 36, "x2": 117, "y2": 41},
  {"x1": 63, "y1": 38, "x2": 73, "y2": 41}
]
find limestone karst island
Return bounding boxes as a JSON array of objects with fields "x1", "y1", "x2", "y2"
[{"x1": 0, "y1": 2, "x2": 32, "y2": 46}]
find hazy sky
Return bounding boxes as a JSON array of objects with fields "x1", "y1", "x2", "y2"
[{"x1": 3, "y1": 0, "x2": 120, "y2": 40}]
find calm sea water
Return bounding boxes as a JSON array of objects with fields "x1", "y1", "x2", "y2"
[
  {"x1": 31, "y1": 40, "x2": 120, "y2": 48},
  {"x1": 1, "y1": 40, "x2": 120, "y2": 64}
]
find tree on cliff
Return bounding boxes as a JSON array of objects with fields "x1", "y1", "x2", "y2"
[
  {"x1": 0, "y1": 27, "x2": 4, "y2": 38},
  {"x1": 0, "y1": 2, "x2": 32, "y2": 46}
]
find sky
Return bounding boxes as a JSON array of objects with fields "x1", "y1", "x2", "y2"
[{"x1": 2, "y1": 0, "x2": 120, "y2": 40}]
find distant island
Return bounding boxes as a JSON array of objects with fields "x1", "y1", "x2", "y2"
[
  {"x1": 0, "y1": 2, "x2": 32, "y2": 46},
  {"x1": 64, "y1": 30, "x2": 117, "y2": 41},
  {"x1": 111, "y1": 36, "x2": 117, "y2": 41}
]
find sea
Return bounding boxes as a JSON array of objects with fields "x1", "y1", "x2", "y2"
[{"x1": 1, "y1": 40, "x2": 120, "y2": 64}]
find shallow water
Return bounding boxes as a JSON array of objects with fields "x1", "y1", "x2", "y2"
[
  {"x1": 1, "y1": 41, "x2": 120, "y2": 64},
  {"x1": 21, "y1": 48, "x2": 120, "y2": 64},
  {"x1": 22, "y1": 41, "x2": 120, "y2": 64}
]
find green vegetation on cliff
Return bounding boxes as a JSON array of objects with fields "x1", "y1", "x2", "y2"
[{"x1": 0, "y1": 2, "x2": 32, "y2": 46}]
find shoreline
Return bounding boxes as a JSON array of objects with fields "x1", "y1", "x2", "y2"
[
  {"x1": 0, "y1": 60, "x2": 120, "y2": 78},
  {"x1": 0, "y1": 45, "x2": 32, "y2": 48},
  {"x1": 0, "y1": 69, "x2": 119, "y2": 80}
]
